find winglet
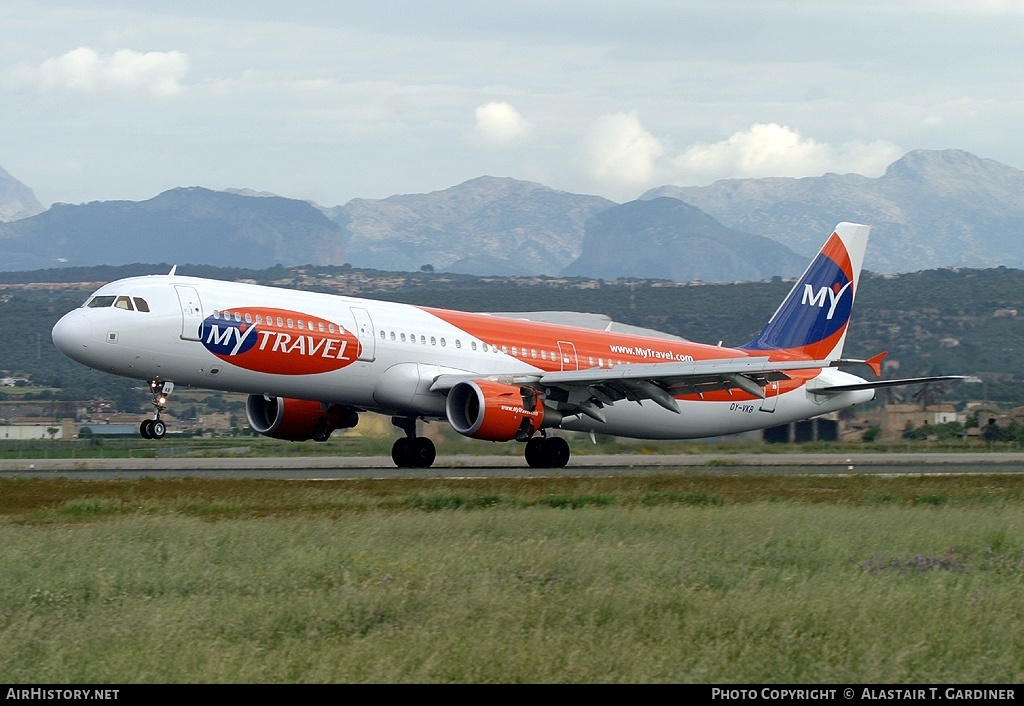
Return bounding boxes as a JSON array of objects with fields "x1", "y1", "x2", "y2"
[{"x1": 168, "y1": 265, "x2": 177, "y2": 276}]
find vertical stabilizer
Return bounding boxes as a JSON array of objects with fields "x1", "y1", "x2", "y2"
[{"x1": 741, "y1": 222, "x2": 870, "y2": 360}]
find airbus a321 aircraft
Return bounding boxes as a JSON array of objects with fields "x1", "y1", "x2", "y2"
[{"x1": 51, "y1": 222, "x2": 960, "y2": 468}]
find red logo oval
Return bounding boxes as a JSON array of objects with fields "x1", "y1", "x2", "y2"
[{"x1": 201, "y1": 307, "x2": 362, "y2": 375}]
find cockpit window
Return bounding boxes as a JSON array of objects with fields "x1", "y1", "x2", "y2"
[{"x1": 85, "y1": 294, "x2": 151, "y2": 312}]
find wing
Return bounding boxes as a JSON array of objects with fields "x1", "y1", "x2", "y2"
[
  {"x1": 431, "y1": 356, "x2": 833, "y2": 422},
  {"x1": 430, "y1": 356, "x2": 965, "y2": 423}
]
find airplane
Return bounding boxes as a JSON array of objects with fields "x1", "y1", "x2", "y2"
[{"x1": 50, "y1": 222, "x2": 962, "y2": 468}]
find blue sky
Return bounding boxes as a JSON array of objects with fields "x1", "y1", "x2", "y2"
[{"x1": 2, "y1": 1, "x2": 1023, "y2": 207}]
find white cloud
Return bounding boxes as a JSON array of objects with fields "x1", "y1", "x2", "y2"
[
  {"x1": 5, "y1": 47, "x2": 189, "y2": 96},
  {"x1": 671, "y1": 123, "x2": 902, "y2": 184},
  {"x1": 586, "y1": 112, "x2": 663, "y2": 186},
  {"x1": 472, "y1": 101, "x2": 532, "y2": 145}
]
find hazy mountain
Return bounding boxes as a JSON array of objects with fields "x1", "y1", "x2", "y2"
[
  {"x1": 0, "y1": 165, "x2": 45, "y2": 222},
  {"x1": 6, "y1": 148, "x2": 1024, "y2": 279},
  {"x1": 562, "y1": 198, "x2": 807, "y2": 282},
  {"x1": 0, "y1": 187, "x2": 344, "y2": 271},
  {"x1": 642, "y1": 149, "x2": 1024, "y2": 273},
  {"x1": 326, "y1": 176, "x2": 615, "y2": 276}
]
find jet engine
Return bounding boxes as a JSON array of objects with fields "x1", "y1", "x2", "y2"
[
  {"x1": 246, "y1": 395, "x2": 358, "y2": 441},
  {"x1": 445, "y1": 380, "x2": 561, "y2": 441}
]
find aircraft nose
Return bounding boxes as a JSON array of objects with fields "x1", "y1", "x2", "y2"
[{"x1": 51, "y1": 311, "x2": 94, "y2": 358}]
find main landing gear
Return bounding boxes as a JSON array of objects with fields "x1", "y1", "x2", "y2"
[
  {"x1": 139, "y1": 380, "x2": 173, "y2": 440},
  {"x1": 524, "y1": 434, "x2": 570, "y2": 469},
  {"x1": 391, "y1": 416, "x2": 436, "y2": 468}
]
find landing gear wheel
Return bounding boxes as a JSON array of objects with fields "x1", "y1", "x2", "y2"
[
  {"x1": 525, "y1": 436, "x2": 570, "y2": 468},
  {"x1": 391, "y1": 437, "x2": 411, "y2": 467},
  {"x1": 410, "y1": 437, "x2": 436, "y2": 468},
  {"x1": 541, "y1": 437, "x2": 570, "y2": 468},
  {"x1": 525, "y1": 437, "x2": 544, "y2": 468},
  {"x1": 150, "y1": 419, "x2": 166, "y2": 439},
  {"x1": 391, "y1": 437, "x2": 436, "y2": 468},
  {"x1": 140, "y1": 419, "x2": 154, "y2": 439}
]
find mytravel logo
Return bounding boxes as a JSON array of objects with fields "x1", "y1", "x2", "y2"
[
  {"x1": 200, "y1": 307, "x2": 361, "y2": 375},
  {"x1": 800, "y1": 281, "x2": 853, "y2": 320}
]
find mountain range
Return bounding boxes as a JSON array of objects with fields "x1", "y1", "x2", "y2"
[
  {"x1": 2, "y1": 148, "x2": 1023, "y2": 280},
  {"x1": 644, "y1": 149, "x2": 1024, "y2": 272}
]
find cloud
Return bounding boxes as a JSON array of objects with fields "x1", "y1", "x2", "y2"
[
  {"x1": 671, "y1": 123, "x2": 902, "y2": 183},
  {"x1": 472, "y1": 101, "x2": 532, "y2": 145},
  {"x1": 586, "y1": 112, "x2": 664, "y2": 185},
  {"x1": 5, "y1": 47, "x2": 189, "y2": 96},
  {"x1": 580, "y1": 118, "x2": 904, "y2": 199}
]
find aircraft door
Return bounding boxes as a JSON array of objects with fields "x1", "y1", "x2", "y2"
[
  {"x1": 175, "y1": 286, "x2": 204, "y2": 341},
  {"x1": 557, "y1": 341, "x2": 579, "y2": 371},
  {"x1": 350, "y1": 307, "x2": 376, "y2": 362}
]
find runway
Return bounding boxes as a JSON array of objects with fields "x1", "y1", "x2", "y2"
[{"x1": 3, "y1": 452, "x2": 1024, "y2": 480}]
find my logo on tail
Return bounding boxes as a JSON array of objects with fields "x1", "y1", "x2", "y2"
[{"x1": 801, "y1": 281, "x2": 853, "y2": 320}]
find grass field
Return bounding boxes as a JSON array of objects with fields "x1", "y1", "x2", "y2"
[{"x1": 3, "y1": 473, "x2": 1024, "y2": 683}]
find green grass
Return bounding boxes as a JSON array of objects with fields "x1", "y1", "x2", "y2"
[{"x1": 3, "y1": 475, "x2": 1024, "y2": 682}]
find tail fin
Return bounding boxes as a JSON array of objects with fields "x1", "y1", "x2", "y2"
[{"x1": 741, "y1": 222, "x2": 870, "y2": 361}]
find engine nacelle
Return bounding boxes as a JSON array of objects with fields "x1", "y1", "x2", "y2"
[
  {"x1": 246, "y1": 395, "x2": 358, "y2": 441},
  {"x1": 446, "y1": 380, "x2": 560, "y2": 441}
]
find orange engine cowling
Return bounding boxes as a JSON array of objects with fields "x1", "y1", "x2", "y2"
[
  {"x1": 246, "y1": 395, "x2": 358, "y2": 441},
  {"x1": 446, "y1": 380, "x2": 558, "y2": 441}
]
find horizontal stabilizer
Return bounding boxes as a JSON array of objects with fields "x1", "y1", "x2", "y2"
[{"x1": 812, "y1": 375, "x2": 966, "y2": 395}]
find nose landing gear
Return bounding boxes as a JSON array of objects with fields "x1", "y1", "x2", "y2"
[{"x1": 139, "y1": 380, "x2": 173, "y2": 440}]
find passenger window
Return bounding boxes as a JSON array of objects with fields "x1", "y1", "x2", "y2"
[
  {"x1": 114, "y1": 296, "x2": 134, "y2": 311},
  {"x1": 133, "y1": 297, "x2": 150, "y2": 312}
]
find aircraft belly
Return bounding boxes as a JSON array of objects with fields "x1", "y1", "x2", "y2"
[{"x1": 559, "y1": 388, "x2": 860, "y2": 440}]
